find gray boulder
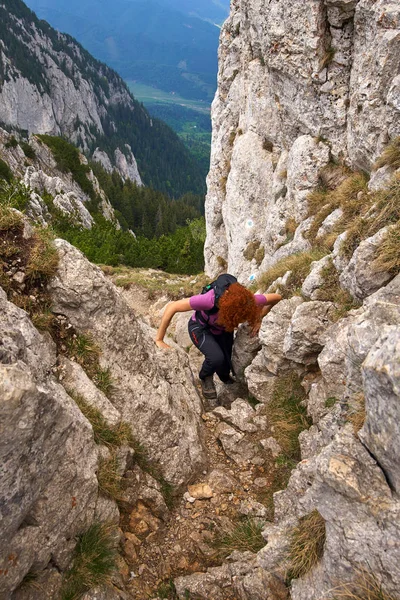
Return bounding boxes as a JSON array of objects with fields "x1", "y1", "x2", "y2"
[
  {"x1": 283, "y1": 301, "x2": 336, "y2": 365},
  {"x1": 0, "y1": 290, "x2": 100, "y2": 598},
  {"x1": 48, "y1": 240, "x2": 207, "y2": 486},
  {"x1": 360, "y1": 327, "x2": 400, "y2": 493},
  {"x1": 339, "y1": 227, "x2": 393, "y2": 300}
]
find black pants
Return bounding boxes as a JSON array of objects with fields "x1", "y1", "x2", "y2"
[{"x1": 188, "y1": 319, "x2": 234, "y2": 381}]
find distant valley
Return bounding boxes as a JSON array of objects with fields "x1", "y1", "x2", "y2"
[
  {"x1": 25, "y1": 0, "x2": 228, "y2": 170},
  {"x1": 24, "y1": 0, "x2": 230, "y2": 102}
]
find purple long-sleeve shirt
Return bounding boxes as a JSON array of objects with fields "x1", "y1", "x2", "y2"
[{"x1": 189, "y1": 289, "x2": 267, "y2": 334}]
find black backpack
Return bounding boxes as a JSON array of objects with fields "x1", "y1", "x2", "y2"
[{"x1": 197, "y1": 274, "x2": 237, "y2": 321}]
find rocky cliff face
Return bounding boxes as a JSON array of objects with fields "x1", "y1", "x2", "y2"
[
  {"x1": 170, "y1": 1, "x2": 400, "y2": 598},
  {"x1": 1, "y1": 1, "x2": 400, "y2": 598},
  {"x1": 0, "y1": 224, "x2": 207, "y2": 599},
  {"x1": 205, "y1": 0, "x2": 400, "y2": 281}
]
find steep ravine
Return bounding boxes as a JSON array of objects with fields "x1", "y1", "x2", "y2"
[{"x1": 0, "y1": 0, "x2": 400, "y2": 598}]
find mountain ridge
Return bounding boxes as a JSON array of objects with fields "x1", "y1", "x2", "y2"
[{"x1": 0, "y1": 0, "x2": 206, "y2": 197}]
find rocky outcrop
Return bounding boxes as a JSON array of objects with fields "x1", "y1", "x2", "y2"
[
  {"x1": 0, "y1": 2, "x2": 146, "y2": 184},
  {"x1": 92, "y1": 147, "x2": 143, "y2": 186},
  {"x1": 0, "y1": 288, "x2": 110, "y2": 598},
  {"x1": 48, "y1": 239, "x2": 207, "y2": 486},
  {"x1": 205, "y1": 0, "x2": 400, "y2": 281},
  {"x1": 0, "y1": 128, "x2": 118, "y2": 228},
  {"x1": 176, "y1": 269, "x2": 400, "y2": 598}
]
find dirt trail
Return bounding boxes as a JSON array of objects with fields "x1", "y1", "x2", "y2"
[{"x1": 108, "y1": 274, "x2": 276, "y2": 599}]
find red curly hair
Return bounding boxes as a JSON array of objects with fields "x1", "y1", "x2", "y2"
[{"x1": 217, "y1": 283, "x2": 261, "y2": 332}]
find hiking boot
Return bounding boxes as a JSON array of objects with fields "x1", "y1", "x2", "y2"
[
  {"x1": 200, "y1": 376, "x2": 217, "y2": 400},
  {"x1": 221, "y1": 376, "x2": 236, "y2": 385}
]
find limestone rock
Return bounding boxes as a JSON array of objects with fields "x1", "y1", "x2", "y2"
[
  {"x1": 207, "y1": 469, "x2": 240, "y2": 494},
  {"x1": 286, "y1": 136, "x2": 331, "y2": 222},
  {"x1": 58, "y1": 356, "x2": 121, "y2": 427},
  {"x1": 48, "y1": 240, "x2": 207, "y2": 486},
  {"x1": 339, "y1": 227, "x2": 394, "y2": 300},
  {"x1": 232, "y1": 323, "x2": 262, "y2": 382},
  {"x1": 245, "y1": 297, "x2": 303, "y2": 403},
  {"x1": 239, "y1": 498, "x2": 269, "y2": 519},
  {"x1": 360, "y1": 327, "x2": 400, "y2": 493},
  {"x1": 11, "y1": 567, "x2": 62, "y2": 600},
  {"x1": 213, "y1": 398, "x2": 258, "y2": 433},
  {"x1": 0, "y1": 292, "x2": 101, "y2": 598},
  {"x1": 173, "y1": 312, "x2": 192, "y2": 349},
  {"x1": 188, "y1": 483, "x2": 214, "y2": 500},
  {"x1": 114, "y1": 146, "x2": 142, "y2": 186},
  {"x1": 283, "y1": 301, "x2": 336, "y2": 365},
  {"x1": 301, "y1": 255, "x2": 332, "y2": 300},
  {"x1": 216, "y1": 423, "x2": 259, "y2": 465},
  {"x1": 291, "y1": 430, "x2": 400, "y2": 599},
  {"x1": 174, "y1": 552, "x2": 288, "y2": 600},
  {"x1": 260, "y1": 437, "x2": 282, "y2": 458}
]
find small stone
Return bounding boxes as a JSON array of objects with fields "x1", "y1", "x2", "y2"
[
  {"x1": 125, "y1": 532, "x2": 142, "y2": 546},
  {"x1": 188, "y1": 483, "x2": 213, "y2": 499},
  {"x1": 260, "y1": 437, "x2": 282, "y2": 458},
  {"x1": 254, "y1": 477, "x2": 268, "y2": 488},
  {"x1": 184, "y1": 491, "x2": 197, "y2": 503}
]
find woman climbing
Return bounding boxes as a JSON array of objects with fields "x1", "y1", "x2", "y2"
[{"x1": 155, "y1": 274, "x2": 282, "y2": 401}]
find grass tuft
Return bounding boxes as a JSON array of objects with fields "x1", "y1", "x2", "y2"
[
  {"x1": 156, "y1": 579, "x2": 178, "y2": 599},
  {"x1": 316, "y1": 258, "x2": 361, "y2": 319},
  {"x1": 72, "y1": 393, "x2": 131, "y2": 449},
  {"x1": 26, "y1": 228, "x2": 59, "y2": 281},
  {"x1": 267, "y1": 373, "x2": 311, "y2": 460},
  {"x1": 213, "y1": 518, "x2": 265, "y2": 557},
  {"x1": 66, "y1": 332, "x2": 101, "y2": 373},
  {"x1": 347, "y1": 393, "x2": 365, "y2": 434},
  {"x1": 325, "y1": 397, "x2": 338, "y2": 409},
  {"x1": 331, "y1": 569, "x2": 397, "y2": 600},
  {"x1": 287, "y1": 510, "x2": 326, "y2": 580},
  {"x1": 375, "y1": 137, "x2": 400, "y2": 170},
  {"x1": 256, "y1": 249, "x2": 328, "y2": 297},
  {"x1": 61, "y1": 523, "x2": 117, "y2": 600},
  {"x1": 92, "y1": 367, "x2": 114, "y2": 396},
  {"x1": 256, "y1": 375, "x2": 311, "y2": 520},
  {"x1": 97, "y1": 454, "x2": 123, "y2": 501},
  {"x1": 372, "y1": 222, "x2": 400, "y2": 277}
]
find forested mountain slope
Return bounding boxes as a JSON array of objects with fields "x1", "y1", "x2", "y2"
[
  {"x1": 24, "y1": 0, "x2": 228, "y2": 100},
  {"x1": 0, "y1": 0, "x2": 206, "y2": 197}
]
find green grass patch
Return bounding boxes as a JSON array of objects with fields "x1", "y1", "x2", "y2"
[
  {"x1": 156, "y1": 579, "x2": 179, "y2": 599},
  {"x1": 26, "y1": 228, "x2": 59, "y2": 282},
  {"x1": 72, "y1": 393, "x2": 131, "y2": 448},
  {"x1": 325, "y1": 397, "x2": 338, "y2": 409},
  {"x1": 20, "y1": 141, "x2": 36, "y2": 159},
  {"x1": 97, "y1": 454, "x2": 123, "y2": 501},
  {"x1": 0, "y1": 158, "x2": 13, "y2": 182},
  {"x1": 61, "y1": 523, "x2": 117, "y2": 600},
  {"x1": 316, "y1": 258, "x2": 361, "y2": 319}
]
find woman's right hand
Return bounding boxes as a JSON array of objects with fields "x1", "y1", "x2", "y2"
[{"x1": 155, "y1": 339, "x2": 172, "y2": 350}]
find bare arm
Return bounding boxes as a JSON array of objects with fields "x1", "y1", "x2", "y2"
[
  {"x1": 155, "y1": 298, "x2": 192, "y2": 349},
  {"x1": 251, "y1": 293, "x2": 283, "y2": 336},
  {"x1": 261, "y1": 293, "x2": 282, "y2": 317}
]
